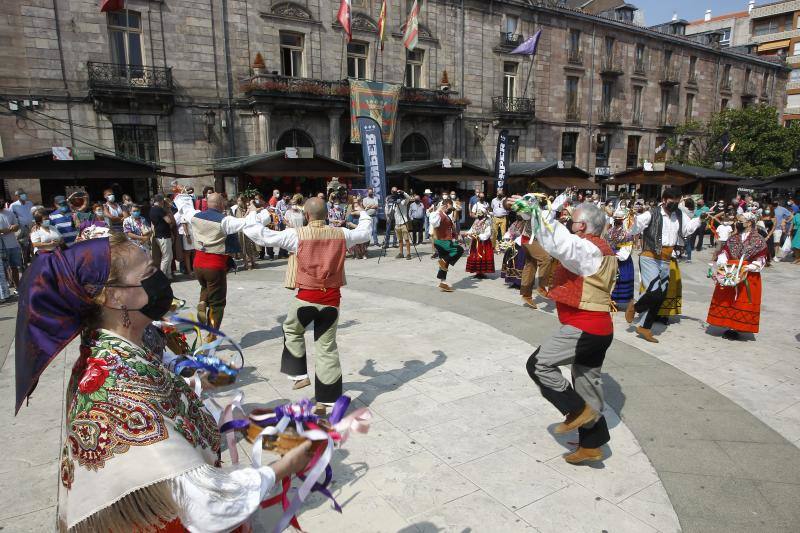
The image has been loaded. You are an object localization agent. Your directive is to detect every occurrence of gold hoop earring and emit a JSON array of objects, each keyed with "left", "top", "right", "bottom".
[{"left": 121, "top": 305, "right": 131, "bottom": 328}]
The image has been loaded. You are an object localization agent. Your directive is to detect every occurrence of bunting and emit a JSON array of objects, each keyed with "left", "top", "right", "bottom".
[{"left": 403, "top": 0, "right": 420, "bottom": 51}]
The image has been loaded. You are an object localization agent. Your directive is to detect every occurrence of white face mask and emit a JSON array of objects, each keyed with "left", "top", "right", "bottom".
[
  {"left": 106, "top": 195, "right": 115, "bottom": 203},
  {"left": 450, "top": 194, "right": 456, "bottom": 200}
]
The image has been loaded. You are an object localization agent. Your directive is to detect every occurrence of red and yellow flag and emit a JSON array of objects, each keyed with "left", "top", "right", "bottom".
[
  {"left": 403, "top": 0, "right": 419, "bottom": 51},
  {"left": 377, "top": 0, "right": 388, "bottom": 51},
  {"left": 337, "top": 0, "right": 352, "bottom": 42}
]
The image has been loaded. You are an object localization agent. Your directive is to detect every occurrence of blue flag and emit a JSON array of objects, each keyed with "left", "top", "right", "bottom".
[
  {"left": 358, "top": 116, "right": 388, "bottom": 219},
  {"left": 511, "top": 29, "right": 541, "bottom": 56}
]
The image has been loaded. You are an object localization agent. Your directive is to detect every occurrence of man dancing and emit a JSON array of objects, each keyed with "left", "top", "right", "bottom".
[
  {"left": 429, "top": 198, "right": 464, "bottom": 292},
  {"left": 243, "top": 197, "right": 371, "bottom": 403},
  {"left": 526, "top": 191, "right": 617, "bottom": 464},
  {"left": 624, "top": 188, "right": 702, "bottom": 343}
]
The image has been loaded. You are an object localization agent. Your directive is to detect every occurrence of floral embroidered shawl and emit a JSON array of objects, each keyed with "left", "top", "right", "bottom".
[
  {"left": 723, "top": 231, "right": 767, "bottom": 262},
  {"left": 60, "top": 330, "right": 220, "bottom": 532}
]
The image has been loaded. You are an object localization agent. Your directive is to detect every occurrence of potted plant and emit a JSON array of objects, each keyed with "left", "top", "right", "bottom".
[{"left": 252, "top": 53, "right": 266, "bottom": 76}]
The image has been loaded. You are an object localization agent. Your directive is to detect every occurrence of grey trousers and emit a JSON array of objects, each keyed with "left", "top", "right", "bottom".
[{"left": 526, "top": 324, "right": 612, "bottom": 448}]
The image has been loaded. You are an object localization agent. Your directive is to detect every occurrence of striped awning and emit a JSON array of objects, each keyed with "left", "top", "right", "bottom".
[{"left": 757, "top": 39, "right": 791, "bottom": 52}]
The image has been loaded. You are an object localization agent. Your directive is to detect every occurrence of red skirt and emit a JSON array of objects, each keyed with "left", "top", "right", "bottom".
[
  {"left": 466, "top": 239, "right": 495, "bottom": 274},
  {"left": 706, "top": 261, "right": 762, "bottom": 333}
]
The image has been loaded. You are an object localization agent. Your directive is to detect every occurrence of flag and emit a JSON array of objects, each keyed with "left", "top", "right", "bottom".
[
  {"left": 359, "top": 116, "right": 388, "bottom": 219},
  {"left": 655, "top": 141, "right": 667, "bottom": 154},
  {"left": 403, "top": 0, "right": 420, "bottom": 51},
  {"left": 100, "top": 0, "right": 125, "bottom": 12},
  {"left": 494, "top": 129, "right": 510, "bottom": 189},
  {"left": 337, "top": 0, "right": 352, "bottom": 42},
  {"left": 377, "top": 0, "right": 388, "bottom": 51},
  {"left": 510, "top": 29, "right": 542, "bottom": 56}
]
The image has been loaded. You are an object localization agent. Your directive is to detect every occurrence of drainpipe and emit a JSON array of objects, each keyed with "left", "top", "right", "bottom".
[
  {"left": 221, "top": 0, "right": 237, "bottom": 189},
  {"left": 51, "top": 0, "right": 75, "bottom": 145},
  {"left": 586, "top": 24, "right": 596, "bottom": 174},
  {"left": 460, "top": 0, "right": 465, "bottom": 159}
]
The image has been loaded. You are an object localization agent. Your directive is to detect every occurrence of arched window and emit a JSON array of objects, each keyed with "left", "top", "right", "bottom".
[
  {"left": 400, "top": 133, "right": 429, "bottom": 162},
  {"left": 341, "top": 138, "right": 364, "bottom": 167},
  {"left": 276, "top": 129, "right": 315, "bottom": 151}
]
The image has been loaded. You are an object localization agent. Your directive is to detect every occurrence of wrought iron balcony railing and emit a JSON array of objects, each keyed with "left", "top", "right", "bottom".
[
  {"left": 632, "top": 109, "right": 643, "bottom": 125},
  {"left": 720, "top": 78, "right": 733, "bottom": 92},
  {"left": 492, "top": 96, "right": 535, "bottom": 116},
  {"left": 566, "top": 102, "right": 581, "bottom": 122},
  {"left": 243, "top": 73, "right": 349, "bottom": 98},
  {"left": 633, "top": 59, "right": 646, "bottom": 75},
  {"left": 687, "top": 72, "right": 698, "bottom": 85},
  {"left": 658, "top": 112, "right": 677, "bottom": 128},
  {"left": 500, "top": 32, "right": 523, "bottom": 47},
  {"left": 659, "top": 64, "right": 681, "bottom": 85},
  {"left": 567, "top": 48, "right": 583, "bottom": 65},
  {"left": 87, "top": 62, "right": 173, "bottom": 91},
  {"left": 742, "top": 80, "right": 758, "bottom": 97},
  {"left": 600, "top": 54, "right": 624, "bottom": 76},
  {"left": 598, "top": 105, "right": 622, "bottom": 125}
]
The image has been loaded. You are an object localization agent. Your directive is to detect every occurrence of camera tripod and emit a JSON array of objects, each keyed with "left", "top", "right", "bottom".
[{"left": 377, "top": 194, "right": 422, "bottom": 264}]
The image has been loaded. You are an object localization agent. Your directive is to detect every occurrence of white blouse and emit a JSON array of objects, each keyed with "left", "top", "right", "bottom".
[{"left": 30, "top": 225, "right": 62, "bottom": 253}]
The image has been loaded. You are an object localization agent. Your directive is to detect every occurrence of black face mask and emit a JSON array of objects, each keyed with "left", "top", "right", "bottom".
[
  {"left": 665, "top": 201, "right": 678, "bottom": 213},
  {"left": 736, "top": 223, "right": 745, "bottom": 233},
  {"left": 138, "top": 270, "right": 174, "bottom": 320}
]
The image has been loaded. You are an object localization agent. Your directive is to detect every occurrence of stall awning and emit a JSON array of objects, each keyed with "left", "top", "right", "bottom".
[
  {"left": 609, "top": 164, "right": 743, "bottom": 187},
  {"left": 534, "top": 177, "right": 600, "bottom": 189},
  {"left": 212, "top": 150, "right": 360, "bottom": 178},
  {"left": 609, "top": 174, "right": 695, "bottom": 186},
  {"left": 0, "top": 150, "right": 161, "bottom": 179},
  {"left": 506, "top": 161, "right": 598, "bottom": 189},
  {"left": 386, "top": 159, "right": 493, "bottom": 182},
  {"left": 758, "top": 39, "right": 791, "bottom": 52}
]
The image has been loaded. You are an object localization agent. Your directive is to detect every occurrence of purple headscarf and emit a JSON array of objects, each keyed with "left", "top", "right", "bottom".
[{"left": 15, "top": 239, "right": 110, "bottom": 413}]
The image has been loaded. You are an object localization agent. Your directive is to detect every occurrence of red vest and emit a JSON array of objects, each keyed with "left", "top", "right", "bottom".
[
  {"left": 286, "top": 221, "right": 347, "bottom": 290},
  {"left": 548, "top": 234, "right": 617, "bottom": 312},
  {"left": 433, "top": 210, "right": 456, "bottom": 240}
]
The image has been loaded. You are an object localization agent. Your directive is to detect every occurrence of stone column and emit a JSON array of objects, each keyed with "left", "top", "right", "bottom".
[
  {"left": 328, "top": 110, "right": 342, "bottom": 159},
  {"left": 442, "top": 116, "right": 456, "bottom": 158},
  {"left": 255, "top": 106, "right": 272, "bottom": 153}
]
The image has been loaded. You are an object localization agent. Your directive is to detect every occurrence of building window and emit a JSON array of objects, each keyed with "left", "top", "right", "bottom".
[
  {"left": 660, "top": 88, "right": 670, "bottom": 121},
  {"left": 720, "top": 98, "right": 729, "bottom": 111},
  {"left": 654, "top": 135, "right": 667, "bottom": 163},
  {"left": 685, "top": 93, "right": 694, "bottom": 121},
  {"left": 604, "top": 36, "right": 615, "bottom": 59},
  {"left": 722, "top": 64, "right": 731, "bottom": 89},
  {"left": 507, "top": 136, "right": 519, "bottom": 162},
  {"left": 634, "top": 43, "right": 645, "bottom": 72},
  {"left": 753, "top": 15, "right": 792, "bottom": 36},
  {"left": 566, "top": 76, "right": 579, "bottom": 118},
  {"left": 108, "top": 10, "right": 144, "bottom": 76},
  {"left": 568, "top": 29, "right": 582, "bottom": 62},
  {"left": 276, "top": 129, "right": 314, "bottom": 150},
  {"left": 347, "top": 41, "right": 369, "bottom": 80},
  {"left": 632, "top": 85, "right": 643, "bottom": 124},
  {"left": 405, "top": 49, "right": 424, "bottom": 87},
  {"left": 504, "top": 14, "right": 519, "bottom": 37},
  {"left": 280, "top": 32, "right": 304, "bottom": 77},
  {"left": 688, "top": 55, "right": 697, "bottom": 81},
  {"left": 664, "top": 49, "right": 673, "bottom": 68},
  {"left": 762, "top": 72, "right": 770, "bottom": 94},
  {"left": 794, "top": 42, "right": 800, "bottom": 56},
  {"left": 720, "top": 27, "right": 731, "bottom": 46},
  {"left": 503, "top": 62, "right": 518, "bottom": 99},
  {"left": 626, "top": 136, "right": 640, "bottom": 169},
  {"left": 602, "top": 80, "right": 614, "bottom": 110},
  {"left": 561, "top": 132, "right": 578, "bottom": 164},
  {"left": 791, "top": 69, "right": 800, "bottom": 82},
  {"left": 401, "top": 133, "right": 430, "bottom": 162},
  {"left": 352, "top": 0, "right": 368, "bottom": 8},
  {"left": 595, "top": 134, "right": 610, "bottom": 169},
  {"left": 114, "top": 124, "right": 157, "bottom": 161}
]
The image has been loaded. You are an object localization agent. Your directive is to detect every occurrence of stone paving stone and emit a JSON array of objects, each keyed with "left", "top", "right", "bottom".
[
  {"left": 516, "top": 483, "right": 657, "bottom": 533},
  {"left": 412, "top": 491, "right": 537, "bottom": 532},
  {"left": 362, "top": 450, "right": 479, "bottom": 518},
  {"left": 643, "top": 438, "right": 743, "bottom": 478},
  {"left": 455, "top": 446, "right": 570, "bottom": 510},
  {"left": 0, "top": 506, "right": 57, "bottom": 532},
  {"left": 618, "top": 481, "right": 682, "bottom": 533},
  {"left": 409, "top": 420, "right": 509, "bottom": 467},
  {"left": 716, "top": 440, "right": 800, "bottom": 484},
  {"left": 0, "top": 460, "right": 58, "bottom": 521}
]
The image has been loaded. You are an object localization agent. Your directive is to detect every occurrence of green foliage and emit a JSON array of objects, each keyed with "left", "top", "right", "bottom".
[{"left": 668, "top": 105, "right": 800, "bottom": 178}]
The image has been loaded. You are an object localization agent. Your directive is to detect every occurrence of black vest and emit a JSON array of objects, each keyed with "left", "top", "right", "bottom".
[{"left": 642, "top": 206, "right": 682, "bottom": 256}]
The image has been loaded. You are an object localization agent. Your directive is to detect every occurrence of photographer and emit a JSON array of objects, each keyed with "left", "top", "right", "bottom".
[
  {"left": 409, "top": 194, "right": 426, "bottom": 246},
  {"left": 382, "top": 187, "right": 400, "bottom": 249},
  {"left": 388, "top": 188, "right": 412, "bottom": 259}
]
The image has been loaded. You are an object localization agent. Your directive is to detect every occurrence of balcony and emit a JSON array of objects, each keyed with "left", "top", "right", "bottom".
[
  {"left": 566, "top": 102, "right": 581, "bottom": 122},
  {"left": 742, "top": 80, "right": 758, "bottom": 98},
  {"left": 242, "top": 74, "right": 468, "bottom": 116},
  {"left": 631, "top": 109, "right": 643, "bottom": 126},
  {"left": 720, "top": 78, "right": 732, "bottom": 93},
  {"left": 492, "top": 96, "right": 535, "bottom": 122},
  {"left": 567, "top": 48, "right": 584, "bottom": 66},
  {"left": 87, "top": 62, "right": 174, "bottom": 114},
  {"left": 659, "top": 64, "right": 681, "bottom": 86},
  {"left": 633, "top": 59, "right": 646, "bottom": 76},
  {"left": 600, "top": 54, "right": 625, "bottom": 76},
  {"left": 687, "top": 72, "right": 698, "bottom": 86},
  {"left": 658, "top": 112, "right": 677, "bottom": 130},
  {"left": 500, "top": 32, "right": 523, "bottom": 48},
  {"left": 598, "top": 104, "right": 622, "bottom": 126}
]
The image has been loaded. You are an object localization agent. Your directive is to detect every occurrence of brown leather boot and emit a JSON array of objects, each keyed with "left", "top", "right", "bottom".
[
  {"left": 292, "top": 377, "right": 311, "bottom": 390},
  {"left": 636, "top": 326, "right": 659, "bottom": 343},
  {"left": 522, "top": 296, "right": 537, "bottom": 309},
  {"left": 439, "top": 282, "right": 454, "bottom": 292},
  {"left": 625, "top": 300, "right": 636, "bottom": 323},
  {"left": 554, "top": 404, "right": 599, "bottom": 434},
  {"left": 564, "top": 446, "right": 604, "bottom": 464}
]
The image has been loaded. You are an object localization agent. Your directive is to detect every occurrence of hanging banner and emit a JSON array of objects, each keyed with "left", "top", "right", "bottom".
[
  {"left": 494, "top": 129, "right": 509, "bottom": 189},
  {"left": 350, "top": 80, "right": 401, "bottom": 144},
  {"left": 358, "top": 116, "right": 388, "bottom": 219}
]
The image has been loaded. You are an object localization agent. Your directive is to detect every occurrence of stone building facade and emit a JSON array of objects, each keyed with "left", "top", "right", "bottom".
[{"left": 0, "top": 0, "right": 789, "bottom": 201}]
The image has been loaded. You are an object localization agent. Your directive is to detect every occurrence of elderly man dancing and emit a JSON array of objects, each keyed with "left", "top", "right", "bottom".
[
  {"left": 243, "top": 197, "right": 371, "bottom": 403},
  {"left": 526, "top": 191, "right": 617, "bottom": 464}
]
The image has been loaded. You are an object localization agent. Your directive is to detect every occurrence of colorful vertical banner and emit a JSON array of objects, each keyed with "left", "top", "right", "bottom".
[
  {"left": 358, "top": 116, "right": 388, "bottom": 219},
  {"left": 349, "top": 80, "right": 401, "bottom": 144},
  {"left": 403, "top": 0, "right": 420, "bottom": 50},
  {"left": 494, "top": 129, "right": 509, "bottom": 189}
]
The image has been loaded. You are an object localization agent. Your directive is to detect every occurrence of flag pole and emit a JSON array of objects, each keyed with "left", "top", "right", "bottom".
[{"left": 522, "top": 54, "right": 534, "bottom": 99}]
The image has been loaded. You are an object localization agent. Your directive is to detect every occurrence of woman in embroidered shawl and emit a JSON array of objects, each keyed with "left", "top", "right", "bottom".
[
  {"left": 706, "top": 213, "right": 768, "bottom": 338},
  {"left": 500, "top": 217, "right": 528, "bottom": 288},
  {"left": 465, "top": 206, "right": 495, "bottom": 278},
  {"left": 605, "top": 210, "right": 634, "bottom": 309},
  {"left": 15, "top": 233, "right": 312, "bottom": 533}
]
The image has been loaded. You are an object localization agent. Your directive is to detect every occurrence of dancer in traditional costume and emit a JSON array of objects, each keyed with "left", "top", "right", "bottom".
[
  {"left": 243, "top": 197, "right": 372, "bottom": 402},
  {"left": 624, "top": 188, "right": 702, "bottom": 343},
  {"left": 606, "top": 209, "right": 634, "bottom": 309},
  {"left": 429, "top": 198, "right": 465, "bottom": 292},
  {"left": 525, "top": 191, "right": 617, "bottom": 464},
  {"left": 707, "top": 212, "right": 767, "bottom": 337},
  {"left": 501, "top": 217, "right": 528, "bottom": 288},
  {"left": 15, "top": 235, "right": 313, "bottom": 533},
  {"left": 656, "top": 256, "right": 682, "bottom": 321},
  {"left": 465, "top": 206, "right": 495, "bottom": 278}
]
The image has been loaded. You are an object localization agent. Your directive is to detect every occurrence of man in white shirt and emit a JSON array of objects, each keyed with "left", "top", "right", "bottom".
[
  {"left": 10, "top": 189, "right": 33, "bottom": 266},
  {"left": 624, "top": 187, "right": 703, "bottom": 342},
  {"left": 361, "top": 188, "right": 380, "bottom": 246},
  {"left": 490, "top": 189, "right": 509, "bottom": 252}
]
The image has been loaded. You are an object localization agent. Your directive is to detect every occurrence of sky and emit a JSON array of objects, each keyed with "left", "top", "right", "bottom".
[{"left": 639, "top": 0, "right": 756, "bottom": 25}]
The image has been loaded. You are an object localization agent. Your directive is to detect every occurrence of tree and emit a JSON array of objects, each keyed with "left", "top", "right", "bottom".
[{"left": 668, "top": 104, "right": 800, "bottom": 178}]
